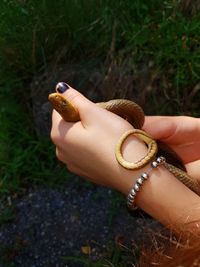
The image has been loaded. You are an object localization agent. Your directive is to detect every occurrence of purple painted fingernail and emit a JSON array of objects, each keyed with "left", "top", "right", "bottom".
[{"left": 56, "top": 82, "right": 69, "bottom": 93}]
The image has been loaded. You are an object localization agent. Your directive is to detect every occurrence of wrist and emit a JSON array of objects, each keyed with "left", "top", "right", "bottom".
[{"left": 113, "top": 134, "right": 151, "bottom": 195}]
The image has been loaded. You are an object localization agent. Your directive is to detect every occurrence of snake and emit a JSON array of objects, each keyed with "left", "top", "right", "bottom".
[{"left": 48, "top": 89, "right": 199, "bottom": 195}]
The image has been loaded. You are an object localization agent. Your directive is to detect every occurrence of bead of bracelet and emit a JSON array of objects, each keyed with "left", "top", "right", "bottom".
[{"left": 127, "top": 156, "right": 166, "bottom": 210}]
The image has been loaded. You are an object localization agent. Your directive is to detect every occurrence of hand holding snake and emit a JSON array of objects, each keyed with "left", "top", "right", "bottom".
[
  {"left": 49, "top": 82, "right": 199, "bottom": 194},
  {"left": 50, "top": 84, "right": 150, "bottom": 194},
  {"left": 144, "top": 116, "right": 200, "bottom": 186},
  {"left": 50, "top": 82, "right": 200, "bottom": 229}
]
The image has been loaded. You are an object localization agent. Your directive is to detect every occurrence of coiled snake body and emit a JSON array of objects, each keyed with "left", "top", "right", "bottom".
[{"left": 49, "top": 92, "right": 199, "bottom": 194}]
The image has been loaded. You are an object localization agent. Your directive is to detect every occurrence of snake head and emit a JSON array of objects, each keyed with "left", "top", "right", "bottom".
[
  {"left": 49, "top": 93, "right": 68, "bottom": 108},
  {"left": 48, "top": 93, "right": 80, "bottom": 122}
]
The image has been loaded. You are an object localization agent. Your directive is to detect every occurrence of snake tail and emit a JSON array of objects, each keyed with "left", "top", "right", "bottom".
[
  {"left": 157, "top": 140, "right": 186, "bottom": 172},
  {"left": 165, "top": 163, "right": 199, "bottom": 194}
]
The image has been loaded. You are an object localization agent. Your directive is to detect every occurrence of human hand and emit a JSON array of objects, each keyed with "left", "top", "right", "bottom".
[
  {"left": 50, "top": 85, "right": 200, "bottom": 229},
  {"left": 50, "top": 85, "right": 149, "bottom": 195},
  {"left": 143, "top": 116, "right": 200, "bottom": 181}
]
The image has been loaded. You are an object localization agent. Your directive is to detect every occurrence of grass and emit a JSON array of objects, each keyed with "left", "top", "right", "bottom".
[
  {"left": 0, "top": 1, "right": 199, "bottom": 89},
  {"left": 0, "top": 1, "right": 199, "bottom": 265},
  {"left": 0, "top": 238, "right": 27, "bottom": 267},
  {"left": 0, "top": 88, "right": 70, "bottom": 195},
  {"left": 0, "top": 205, "right": 16, "bottom": 225},
  {"left": 62, "top": 242, "right": 139, "bottom": 267}
]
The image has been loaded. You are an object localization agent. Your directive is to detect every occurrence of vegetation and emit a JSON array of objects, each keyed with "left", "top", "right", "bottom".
[
  {"left": 0, "top": 1, "right": 199, "bottom": 265},
  {"left": 0, "top": 0, "right": 200, "bottom": 88},
  {"left": 0, "top": 1, "right": 199, "bottom": 194},
  {"left": 0, "top": 90, "right": 70, "bottom": 194}
]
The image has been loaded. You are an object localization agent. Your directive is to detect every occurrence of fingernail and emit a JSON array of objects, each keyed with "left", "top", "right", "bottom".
[{"left": 56, "top": 82, "right": 69, "bottom": 93}]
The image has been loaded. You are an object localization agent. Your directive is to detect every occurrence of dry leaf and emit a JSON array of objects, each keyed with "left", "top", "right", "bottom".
[{"left": 81, "top": 245, "right": 91, "bottom": 255}]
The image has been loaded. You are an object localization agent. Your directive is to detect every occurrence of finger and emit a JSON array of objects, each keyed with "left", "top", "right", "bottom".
[
  {"left": 55, "top": 82, "right": 96, "bottom": 126},
  {"left": 143, "top": 116, "right": 177, "bottom": 141},
  {"left": 52, "top": 108, "right": 74, "bottom": 131},
  {"left": 144, "top": 116, "right": 200, "bottom": 144},
  {"left": 55, "top": 147, "right": 90, "bottom": 177},
  {"left": 51, "top": 109, "right": 78, "bottom": 147},
  {"left": 185, "top": 160, "right": 200, "bottom": 183},
  {"left": 171, "top": 143, "right": 200, "bottom": 163},
  {"left": 55, "top": 146, "right": 71, "bottom": 164}
]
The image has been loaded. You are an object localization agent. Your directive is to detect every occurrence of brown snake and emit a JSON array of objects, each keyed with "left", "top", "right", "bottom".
[{"left": 48, "top": 92, "right": 199, "bottom": 194}]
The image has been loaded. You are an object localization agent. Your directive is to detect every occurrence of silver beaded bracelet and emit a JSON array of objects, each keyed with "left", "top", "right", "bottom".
[{"left": 127, "top": 156, "right": 166, "bottom": 210}]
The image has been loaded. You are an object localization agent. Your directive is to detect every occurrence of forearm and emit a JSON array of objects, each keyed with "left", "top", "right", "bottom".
[
  {"left": 136, "top": 166, "right": 200, "bottom": 231},
  {"left": 118, "top": 136, "right": 200, "bottom": 232}
]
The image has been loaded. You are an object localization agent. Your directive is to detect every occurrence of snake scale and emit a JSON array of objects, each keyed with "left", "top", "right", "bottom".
[{"left": 48, "top": 89, "right": 199, "bottom": 195}]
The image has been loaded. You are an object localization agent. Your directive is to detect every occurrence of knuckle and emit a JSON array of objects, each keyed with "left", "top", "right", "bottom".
[
  {"left": 65, "top": 90, "right": 92, "bottom": 110},
  {"left": 70, "top": 94, "right": 83, "bottom": 108},
  {"left": 65, "top": 90, "right": 82, "bottom": 105},
  {"left": 50, "top": 129, "right": 60, "bottom": 145},
  {"left": 56, "top": 148, "right": 63, "bottom": 162}
]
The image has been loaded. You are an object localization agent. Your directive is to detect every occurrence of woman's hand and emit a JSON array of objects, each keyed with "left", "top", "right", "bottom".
[
  {"left": 50, "top": 85, "right": 149, "bottom": 194},
  {"left": 51, "top": 85, "right": 200, "bottom": 229},
  {"left": 143, "top": 116, "right": 200, "bottom": 181}
]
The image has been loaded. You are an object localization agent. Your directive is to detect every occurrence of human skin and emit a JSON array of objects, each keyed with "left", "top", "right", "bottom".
[
  {"left": 51, "top": 85, "right": 200, "bottom": 232},
  {"left": 144, "top": 116, "right": 200, "bottom": 181}
]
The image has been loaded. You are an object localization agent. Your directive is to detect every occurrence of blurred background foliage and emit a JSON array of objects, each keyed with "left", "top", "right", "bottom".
[
  {"left": 0, "top": 0, "right": 200, "bottom": 87},
  {"left": 0, "top": 0, "right": 200, "bottom": 194}
]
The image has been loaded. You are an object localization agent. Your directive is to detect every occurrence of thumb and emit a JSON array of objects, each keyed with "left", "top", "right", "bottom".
[
  {"left": 143, "top": 116, "right": 177, "bottom": 142},
  {"left": 55, "top": 82, "right": 96, "bottom": 125}
]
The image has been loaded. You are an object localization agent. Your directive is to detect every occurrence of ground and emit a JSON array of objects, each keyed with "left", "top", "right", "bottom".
[{"left": 0, "top": 176, "right": 163, "bottom": 267}]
